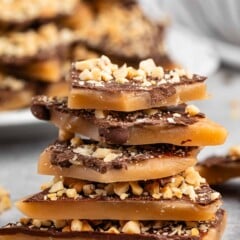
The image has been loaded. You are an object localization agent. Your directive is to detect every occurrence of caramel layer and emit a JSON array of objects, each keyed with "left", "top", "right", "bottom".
[
  {"left": 16, "top": 197, "right": 221, "bottom": 221},
  {"left": 69, "top": 82, "right": 207, "bottom": 111}
]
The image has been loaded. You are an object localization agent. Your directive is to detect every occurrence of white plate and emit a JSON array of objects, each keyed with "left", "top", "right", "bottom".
[
  {"left": 166, "top": 27, "right": 220, "bottom": 76},
  {"left": 0, "top": 108, "right": 38, "bottom": 127}
]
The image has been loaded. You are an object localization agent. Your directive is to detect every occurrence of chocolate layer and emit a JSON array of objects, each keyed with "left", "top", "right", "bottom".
[
  {"left": 44, "top": 139, "right": 198, "bottom": 173},
  {"left": 0, "top": 209, "right": 225, "bottom": 240}
]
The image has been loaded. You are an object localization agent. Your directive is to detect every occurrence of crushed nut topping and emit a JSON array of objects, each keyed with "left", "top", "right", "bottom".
[
  {"left": 77, "top": 0, "right": 167, "bottom": 60},
  {"left": 7, "top": 211, "right": 223, "bottom": 237},
  {"left": 72, "top": 56, "right": 200, "bottom": 89},
  {"left": 185, "top": 105, "right": 200, "bottom": 116},
  {"left": 38, "top": 168, "right": 219, "bottom": 204},
  {"left": 0, "top": 24, "right": 79, "bottom": 58},
  {"left": 0, "top": 73, "right": 25, "bottom": 91},
  {"left": 228, "top": 145, "right": 240, "bottom": 159},
  {"left": 0, "top": 0, "right": 78, "bottom": 22}
]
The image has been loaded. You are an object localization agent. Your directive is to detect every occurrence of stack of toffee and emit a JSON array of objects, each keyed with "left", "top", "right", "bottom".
[{"left": 0, "top": 56, "right": 227, "bottom": 240}]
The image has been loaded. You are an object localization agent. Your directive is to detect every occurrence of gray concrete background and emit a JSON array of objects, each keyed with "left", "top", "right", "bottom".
[{"left": 0, "top": 67, "right": 240, "bottom": 239}]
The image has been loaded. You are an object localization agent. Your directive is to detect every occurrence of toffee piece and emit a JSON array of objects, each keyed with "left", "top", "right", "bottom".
[
  {"left": 196, "top": 145, "right": 240, "bottom": 185},
  {"left": 65, "top": 0, "right": 176, "bottom": 69},
  {"left": 0, "top": 73, "right": 36, "bottom": 111},
  {"left": 32, "top": 96, "right": 227, "bottom": 146},
  {"left": 0, "top": 0, "right": 78, "bottom": 31},
  {"left": 68, "top": 56, "right": 208, "bottom": 111},
  {"left": 16, "top": 169, "right": 221, "bottom": 221},
  {"left": 38, "top": 137, "right": 199, "bottom": 183},
  {"left": 0, "top": 209, "right": 226, "bottom": 240}
]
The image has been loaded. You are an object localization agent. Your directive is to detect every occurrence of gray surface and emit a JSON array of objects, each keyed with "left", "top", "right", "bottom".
[{"left": 0, "top": 68, "right": 240, "bottom": 239}]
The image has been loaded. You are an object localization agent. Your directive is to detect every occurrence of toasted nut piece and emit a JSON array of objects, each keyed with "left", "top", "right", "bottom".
[
  {"left": 92, "top": 68, "right": 102, "bottom": 81},
  {"left": 152, "top": 67, "right": 164, "bottom": 79},
  {"left": 71, "top": 137, "right": 83, "bottom": 147},
  {"left": 75, "top": 60, "right": 95, "bottom": 71},
  {"left": 145, "top": 181, "right": 159, "bottom": 196},
  {"left": 32, "top": 219, "right": 42, "bottom": 228},
  {"left": 229, "top": 145, "right": 240, "bottom": 158},
  {"left": 171, "top": 187, "right": 183, "bottom": 199},
  {"left": 41, "top": 220, "right": 52, "bottom": 227},
  {"left": 184, "top": 167, "right": 205, "bottom": 187},
  {"left": 79, "top": 69, "right": 93, "bottom": 81},
  {"left": 53, "top": 220, "right": 66, "bottom": 229},
  {"left": 49, "top": 181, "right": 64, "bottom": 193},
  {"left": 120, "top": 193, "right": 129, "bottom": 200},
  {"left": 113, "top": 65, "right": 128, "bottom": 80},
  {"left": 185, "top": 105, "right": 200, "bottom": 116},
  {"left": 92, "top": 148, "right": 112, "bottom": 158},
  {"left": 210, "top": 192, "right": 220, "bottom": 201},
  {"left": 59, "top": 129, "right": 74, "bottom": 141},
  {"left": 139, "top": 59, "right": 156, "bottom": 75},
  {"left": 171, "top": 176, "right": 184, "bottom": 188},
  {"left": 66, "top": 188, "right": 78, "bottom": 199},
  {"left": 145, "top": 109, "right": 158, "bottom": 116},
  {"left": 104, "top": 152, "right": 121, "bottom": 162},
  {"left": 20, "top": 218, "right": 31, "bottom": 225},
  {"left": 130, "top": 182, "right": 143, "bottom": 196},
  {"left": 122, "top": 221, "right": 141, "bottom": 234},
  {"left": 191, "top": 228, "right": 200, "bottom": 236},
  {"left": 83, "top": 184, "right": 95, "bottom": 196},
  {"left": 113, "top": 183, "right": 129, "bottom": 196},
  {"left": 127, "top": 67, "right": 138, "bottom": 78},
  {"left": 106, "top": 226, "right": 120, "bottom": 234},
  {"left": 162, "top": 186, "right": 173, "bottom": 199},
  {"left": 82, "top": 221, "right": 93, "bottom": 232},
  {"left": 62, "top": 226, "right": 71, "bottom": 232},
  {"left": 41, "top": 181, "right": 53, "bottom": 191},
  {"left": 101, "top": 72, "right": 113, "bottom": 81},
  {"left": 71, "top": 220, "right": 83, "bottom": 232},
  {"left": 95, "top": 110, "right": 105, "bottom": 119},
  {"left": 105, "top": 183, "right": 114, "bottom": 195}
]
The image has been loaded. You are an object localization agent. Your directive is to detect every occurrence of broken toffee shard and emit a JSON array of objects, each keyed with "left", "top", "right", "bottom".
[
  {"left": 0, "top": 24, "right": 80, "bottom": 82},
  {"left": 31, "top": 96, "right": 227, "bottom": 146},
  {"left": 0, "top": 0, "right": 78, "bottom": 31},
  {"left": 38, "top": 138, "right": 199, "bottom": 182},
  {"left": 68, "top": 57, "right": 208, "bottom": 111},
  {"left": 0, "top": 209, "right": 226, "bottom": 240},
  {"left": 16, "top": 169, "right": 222, "bottom": 221},
  {"left": 196, "top": 145, "right": 240, "bottom": 185}
]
